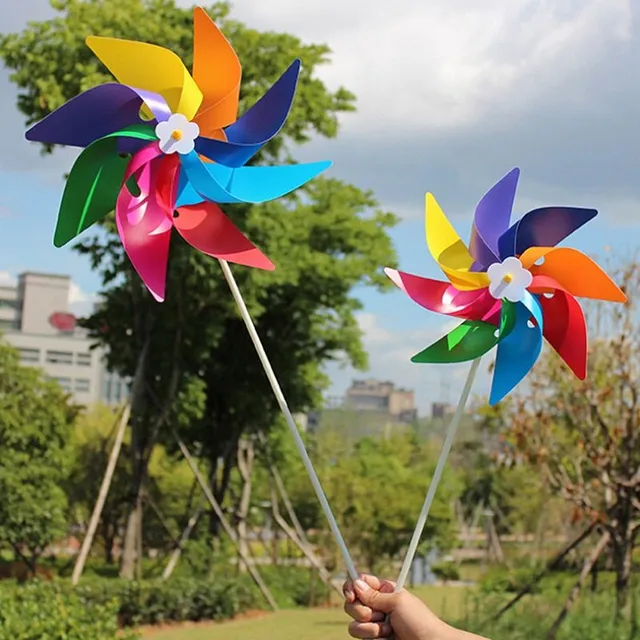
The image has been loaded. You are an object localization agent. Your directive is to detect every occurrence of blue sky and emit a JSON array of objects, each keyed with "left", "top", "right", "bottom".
[{"left": 1, "top": 0, "right": 639, "bottom": 413}]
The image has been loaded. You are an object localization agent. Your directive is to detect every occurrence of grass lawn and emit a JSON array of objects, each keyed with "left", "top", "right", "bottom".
[{"left": 143, "top": 585, "right": 470, "bottom": 640}]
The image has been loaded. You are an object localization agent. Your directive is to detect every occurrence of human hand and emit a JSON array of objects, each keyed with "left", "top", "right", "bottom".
[{"left": 343, "top": 575, "right": 487, "bottom": 640}]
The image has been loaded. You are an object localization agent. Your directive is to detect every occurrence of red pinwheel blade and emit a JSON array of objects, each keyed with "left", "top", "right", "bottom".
[
  {"left": 384, "top": 268, "right": 499, "bottom": 322},
  {"left": 173, "top": 202, "right": 275, "bottom": 271},
  {"left": 530, "top": 275, "right": 587, "bottom": 379}
]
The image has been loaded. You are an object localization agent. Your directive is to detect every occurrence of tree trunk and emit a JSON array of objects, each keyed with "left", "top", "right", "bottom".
[
  {"left": 235, "top": 439, "right": 255, "bottom": 573},
  {"left": 613, "top": 531, "right": 633, "bottom": 617},
  {"left": 546, "top": 531, "right": 610, "bottom": 640},
  {"left": 173, "top": 430, "right": 278, "bottom": 611}
]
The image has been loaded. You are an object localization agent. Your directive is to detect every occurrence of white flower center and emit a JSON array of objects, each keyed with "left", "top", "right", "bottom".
[
  {"left": 155, "top": 113, "right": 200, "bottom": 155},
  {"left": 486, "top": 256, "right": 532, "bottom": 303}
]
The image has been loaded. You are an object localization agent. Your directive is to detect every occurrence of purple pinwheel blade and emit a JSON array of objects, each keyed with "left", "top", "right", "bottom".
[
  {"left": 497, "top": 206, "right": 597, "bottom": 259},
  {"left": 194, "top": 59, "right": 301, "bottom": 168},
  {"left": 26, "top": 84, "right": 171, "bottom": 149},
  {"left": 469, "top": 167, "right": 519, "bottom": 270},
  {"left": 489, "top": 291, "right": 543, "bottom": 404}
]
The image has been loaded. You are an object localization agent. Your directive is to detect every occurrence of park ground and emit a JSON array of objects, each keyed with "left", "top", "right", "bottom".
[{"left": 142, "top": 586, "right": 467, "bottom": 640}]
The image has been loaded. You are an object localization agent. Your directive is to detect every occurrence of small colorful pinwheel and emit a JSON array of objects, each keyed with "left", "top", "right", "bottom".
[
  {"left": 386, "top": 168, "right": 627, "bottom": 404},
  {"left": 25, "top": 7, "right": 330, "bottom": 301}
]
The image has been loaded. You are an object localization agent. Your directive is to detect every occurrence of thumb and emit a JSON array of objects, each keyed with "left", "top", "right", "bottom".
[{"left": 353, "top": 578, "right": 397, "bottom": 614}]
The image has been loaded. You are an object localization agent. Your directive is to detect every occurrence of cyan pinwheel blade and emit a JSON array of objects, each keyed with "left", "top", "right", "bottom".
[
  {"left": 497, "top": 207, "right": 597, "bottom": 259},
  {"left": 177, "top": 152, "right": 332, "bottom": 205},
  {"left": 469, "top": 167, "right": 519, "bottom": 270},
  {"left": 411, "top": 321, "right": 500, "bottom": 364},
  {"left": 55, "top": 126, "right": 157, "bottom": 247},
  {"left": 26, "top": 84, "right": 170, "bottom": 148},
  {"left": 194, "top": 59, "right": 301, "bottom": 168},
  {"left": 489, "top": 291, "right": 544, "bottom": 404}
]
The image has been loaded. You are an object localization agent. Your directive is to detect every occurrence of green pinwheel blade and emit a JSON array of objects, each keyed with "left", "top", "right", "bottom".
[
  {"left": 411, "top": 301, "right": 518, "bottom": 364},
  {"left": 54, "top": 124, "right": 157, "bottom": 247}
]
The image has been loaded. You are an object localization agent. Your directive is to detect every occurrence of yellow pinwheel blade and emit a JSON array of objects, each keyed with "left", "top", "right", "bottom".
[
  {"left": 86, "top": 36, "right": 203, "bottom": 120},
  {"left": 425, "top": 193, "right": 489, "bottom": 290},
  {"left": 192, "top": 7, "right": 241, "bottom": 134}
]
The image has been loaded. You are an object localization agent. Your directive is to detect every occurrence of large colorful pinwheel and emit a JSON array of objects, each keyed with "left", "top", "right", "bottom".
[
  {"left": 386, "top": 168, "right": 627, "bottom": 404},
  {"left": 25, "top": 7, "right": 330, "bottom": 301}
]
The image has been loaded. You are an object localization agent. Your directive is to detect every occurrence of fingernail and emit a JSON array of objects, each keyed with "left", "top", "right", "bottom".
[
  {"left": 344, "top": 588, "right": 354, "bottom": 599},
  {"left": 354, "top": 579, "right": 369, "bottom": 592}
]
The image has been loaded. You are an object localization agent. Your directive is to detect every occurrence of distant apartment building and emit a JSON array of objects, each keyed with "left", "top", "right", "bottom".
[
  {"left": 431, "top": 402, "right": 454, "bottom": 419},
  {"left": 345, "top": 378, "right": 417, "bottom": 423},
  {"left": 0, "top": 271, "right": 128, "bottom": 406}
]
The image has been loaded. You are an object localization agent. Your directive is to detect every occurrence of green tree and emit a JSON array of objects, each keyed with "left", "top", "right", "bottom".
[
  {"left": 0, "top": 340, "right": 78, "bottom": 572},
  {"left": 286, "top": 431, "right": 459, "bottom": 573},
  {"left": 1, "top": 0, "right": 397, "bottom": 578}
]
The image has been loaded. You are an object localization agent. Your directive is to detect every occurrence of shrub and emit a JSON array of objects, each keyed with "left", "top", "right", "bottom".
[
  {"left": 0, "top": 581, "right": 138, "bottom": 640},
  {"left": 432, "top": 561, "right": 461, "bottom": 583}
]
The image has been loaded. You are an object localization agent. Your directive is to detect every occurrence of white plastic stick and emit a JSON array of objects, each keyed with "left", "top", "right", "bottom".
[
  {"left": 218, "top": 259, "right": 358, "bottom": 580},
  {"left": 395, "top": 357, "right": 481, "bottom": 591}
]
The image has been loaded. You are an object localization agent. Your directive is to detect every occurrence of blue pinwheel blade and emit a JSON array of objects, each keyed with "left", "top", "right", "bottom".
[
  {"left": 489, "top": 291, "right": 544, "bottom": 405},
  {"left": 194, "top": 60, "right": 301, "bottom": 168},
  {"left": 26, "top": 83, "right": 171, "bottom": 149},
  {"left": 497, "top": 206, "right": 597, "bottom": 259},
  {"left": 176, "top": 152, "right": 331, "bottom": 206}
]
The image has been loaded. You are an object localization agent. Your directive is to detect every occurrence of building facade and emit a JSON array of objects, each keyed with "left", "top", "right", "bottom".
[
  {"left": 0, "top": 272, "right": 128, "bottom": 406},
  {"left": 345, "top": 378, "right": 417, "bottom": 423}
]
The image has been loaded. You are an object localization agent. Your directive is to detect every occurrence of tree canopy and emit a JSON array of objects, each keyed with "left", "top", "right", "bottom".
[{"left": 0, "top": 340, "right": 78, "bottom": 569}]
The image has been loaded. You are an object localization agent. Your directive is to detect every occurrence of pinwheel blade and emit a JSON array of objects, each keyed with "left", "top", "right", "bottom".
[
  {"left": 425, "top": 193, "right": 489, "bottom": 291},
  {"left": 497, "top": 207, "right": 597, "bottom": 259},
  {"left": 86, "top": 36, "right": 203, "bottom": 119},
  {"left": 530, "top": 275, "right": 587, "bottom": 379},
  {"left": 177, "top": 153, "right": 332, "bottom": 205},
  {"left": 54, "top": 126, "right": 157, "bottom": 247},
  {"left": 469, "top": 167, "right": 519, "bottom": 269},
  {"left": 384, "top": 268, "right": 499, "bottom": 321},
  {"left": 173, "top": 201, "right": 274, "bottom": 270},
  {"left": 116, "top": 152, "right": 172, "bottom": 302},
  {"left": 192, "top": 6, "right": 241, "bottom": 133},
  {"left": 411, "top": 321, "right": 499, "bottom": 364},
  {"left": 520, "top": 246, "right": 627, "bottom": 303},
  {"left": 195, "top": 60, "right": 301, "bottom": 168},
  {"left": 490, "top": 291, "right": 543, "bottom": 404},
  {"left": 26, "top": 85, "right": 171, "bottom": 149}
]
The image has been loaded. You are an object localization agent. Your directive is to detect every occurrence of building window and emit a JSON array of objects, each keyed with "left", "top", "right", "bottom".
[
  {"left": 18, "top": 348, "right": 40, "bottom": 363},
  {"left": 46, "top": 350, "right": 73, "bottom": 365},
  {"left": 76, "top": 352, "right": 92, "bottom": 366},
  {"left": 0, "top": 319, "right": 18, "bottom": 331},
  {"left": 0, "top": 299, "right": 18, "bottom": 310},
  {"left": 54, "top": 377, "right": 72, "bottom": 391},
  {"left": 74, "top": 378, "right": 91, "bottom": 393}
]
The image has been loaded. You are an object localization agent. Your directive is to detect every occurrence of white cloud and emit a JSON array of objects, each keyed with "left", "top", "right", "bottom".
[
  {"left": 68, "top": 281, "right": 100, "bottom": 318},
  {"left": 0, "top": 271, "right": 16, "bottom": 287}
]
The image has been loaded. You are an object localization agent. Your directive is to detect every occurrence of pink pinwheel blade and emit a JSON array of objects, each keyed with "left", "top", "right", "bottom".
[
  {"left": 384, "top": 268, "right": 499, "bottom": 322},
  {"left": 116, "top": 145, "right": 172, "bottom": 302},
  {"left": 530, "top": 275, "right": 587, "bottom": 379},
  {"left": 173, "top": 202, "right": 275, "bottom": 270}
]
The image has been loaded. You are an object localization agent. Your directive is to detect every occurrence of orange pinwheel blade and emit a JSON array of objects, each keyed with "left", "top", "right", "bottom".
[
  {"left": 86, "top": 36, "right": 203, "bottom": 120},
  {"left": 520, "top": 247, "right": 627, "bottom": 302},
  {"left": 192, "top": 7, "right": 242, "bottom": 135},
  {"left": 425, "top": 193, "right": 489, "bottom": 291}
]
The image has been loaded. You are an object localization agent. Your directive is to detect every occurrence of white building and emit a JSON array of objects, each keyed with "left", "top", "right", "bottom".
[{"left": 0, "top": 271, "right": 128, "bottom": 406}]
